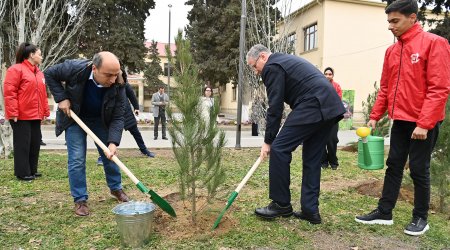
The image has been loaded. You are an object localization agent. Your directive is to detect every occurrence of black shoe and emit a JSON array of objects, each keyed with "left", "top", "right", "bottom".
[
  {"left": 404, "top": 217, "right": 429, "bottom": 236},
  {"left": 355, "top": 208, "right": 393, "bottom": 225},
  {"left": 331, "top": 164, "right": 338, "bottom": 170},
  {"left": 293, "top": 211, "right": 322, "bottom": 224},
  {"left": 96, "top": 156, "right": 103, "bottom": 166},
  {"left": 255, "top": 201, "right": 293, "bottom": 219},
  {"left": 40, "top": 140, "right": 46, "bottom": 146},
  {"left": 140, "top": 149, "right": 155, "bottom": 158},
  {"left": 33, "top": 172, "right": 42, "bottom": 177},
  {"left": 162, "top": 137, "right": 168, "bottom": 140},
  {"left": 17, "top": 175, "right": 35, "bottom": 181},
  {"left": 321, "top": 163, "right": 329, "bottom": 169},
  {"left": 154, "top": 137, "right": 158, "bottom": 140}
]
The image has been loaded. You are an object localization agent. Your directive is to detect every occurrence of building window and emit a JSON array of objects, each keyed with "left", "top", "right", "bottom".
[
  {"left": 164, "top": 63, "right": 173, "bottom": 76},
  {"left": 232, "top": 85, "right": 237, "bottom": 101},
  {"left": 304, "top": 23, "right": 318, "bottom": 52},
  {"left": 286, "top": 32, "right": 296, "bottom": 54}
]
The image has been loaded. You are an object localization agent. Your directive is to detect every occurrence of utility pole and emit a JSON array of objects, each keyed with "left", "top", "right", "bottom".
[{"left": 235, "top": 0, "right": 246, "bottom": 149}]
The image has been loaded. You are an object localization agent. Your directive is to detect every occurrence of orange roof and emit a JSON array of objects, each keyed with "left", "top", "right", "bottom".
[{"left": 144, "top": 41, "right": 176, "bottom": 57}]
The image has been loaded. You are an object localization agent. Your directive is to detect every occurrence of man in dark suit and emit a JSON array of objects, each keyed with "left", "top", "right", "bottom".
[{"left": 247, "top": 44, "right": 345, "bottom": 224}]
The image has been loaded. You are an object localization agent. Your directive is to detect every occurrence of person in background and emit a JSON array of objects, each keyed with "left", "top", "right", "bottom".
[
  {"left": 355, "top": 0, "right": 450, "bottom": 236},
  {"left": 3, "top": 42, "right": 50, "bottom": 181},
  {"left": 97, "top": 71, "right": 156, "bottom": 165},
  {"left": 200, "top": 86, "right": 214, "bottom": 122},
  {"left": 152, "top": 86, "right": 169, "bottom": 140},
  {"left": 45, "top": 51, "right": 130, "bottom": 216},
  {"left": 321, "top": 67, "right": 342, "bottom": 170}
]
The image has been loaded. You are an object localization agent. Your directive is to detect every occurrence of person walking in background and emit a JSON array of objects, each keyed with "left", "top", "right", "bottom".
[
  {"left": 355, "top": 0, "right": 450, "bottom": 236},
  {"left": 321, "top": 67, "right": 342, "bottom": 170},
  {"left": 45, "top": 51, "right": 130, "bottom": 216},
  {"left": 247, "top": 44, "right": 345, "bottom": 224},
  {"left": 97, "top": 71, "right": 156, "bottom": 165},
  {"left": 3, "top": 42, "right": 50, "bottom": 181},
  {"left": 152, "top": 86, "right": 169, "bottom": 140}
]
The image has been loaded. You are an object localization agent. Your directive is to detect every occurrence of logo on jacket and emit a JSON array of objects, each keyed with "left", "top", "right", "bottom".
[{"left": 410, "top": 53, "right": 420, "bottom": 64}]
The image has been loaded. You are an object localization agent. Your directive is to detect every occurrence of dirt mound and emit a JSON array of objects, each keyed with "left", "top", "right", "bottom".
[
  {"left": 154, "top": 193, "right": 238, "bottom": 240},
  {"left": 355, "top": 179, "right": 414, "bottom": 203}
]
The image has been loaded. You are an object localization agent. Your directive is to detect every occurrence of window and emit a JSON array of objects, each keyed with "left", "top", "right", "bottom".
[
  {"left": 304, "top": 23, "right": 318, "bottom": 52},
  {"left": 232, "top": 85, "right": 237, "bottom": 101},
  {"left": 164, "top": 63, "right": 173, "bottom": 76},
  {"left": 286, "top": 32, "right": 296, "bottom": 54}
]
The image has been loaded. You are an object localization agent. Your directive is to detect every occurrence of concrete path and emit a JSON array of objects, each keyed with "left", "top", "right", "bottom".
[{"left": 40, "top": 125, "right": 366, "bottom": 150}]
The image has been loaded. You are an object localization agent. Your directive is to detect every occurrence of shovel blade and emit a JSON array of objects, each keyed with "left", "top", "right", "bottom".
[
  {"left": 149, "top": 189, "right": 177, "bottom": 217},
  {"left": 212, "top": 191, "right": 239, "bottom": 230}
]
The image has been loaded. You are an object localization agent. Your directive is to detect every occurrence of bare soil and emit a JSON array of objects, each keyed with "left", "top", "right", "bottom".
[{"left": 154, "top": 192, "right": 237, "bottom": 239}]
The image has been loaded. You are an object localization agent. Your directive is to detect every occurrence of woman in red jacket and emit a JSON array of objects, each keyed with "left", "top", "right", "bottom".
[{"left": 3, "top": 42, "right": 50, "bottom": 181}]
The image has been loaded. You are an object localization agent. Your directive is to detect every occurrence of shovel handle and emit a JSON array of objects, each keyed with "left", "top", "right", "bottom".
[
  {"left": 235, "top": 157, "right": 262, "bottom": 193},
  {"left": 69, "top": 110, "right": 139, "bottom": 184}
]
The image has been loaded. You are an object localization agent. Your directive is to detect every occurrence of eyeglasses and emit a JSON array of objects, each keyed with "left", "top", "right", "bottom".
[{"left": 251, "top": 55, "right": 261, "bottom": 69}]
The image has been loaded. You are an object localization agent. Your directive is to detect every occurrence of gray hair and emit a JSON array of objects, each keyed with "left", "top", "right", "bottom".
[
  {"left": 92, "top": 53, "right": 103, "bottom": 68},
  {"left": 246, "top": 44, "right": 271, "bottom": 60}
]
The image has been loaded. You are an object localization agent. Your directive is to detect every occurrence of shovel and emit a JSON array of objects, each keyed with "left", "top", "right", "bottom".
[
  {"left": 212, "top": 157, "right": 262, "bottom": 230},
  {"left": 69, "top": 110, "right": 176, "bottom": 217}
]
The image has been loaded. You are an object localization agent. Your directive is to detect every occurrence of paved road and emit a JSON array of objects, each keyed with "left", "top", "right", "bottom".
[{"left": 40, "top": 125, "right": 364, "bottom": 150}]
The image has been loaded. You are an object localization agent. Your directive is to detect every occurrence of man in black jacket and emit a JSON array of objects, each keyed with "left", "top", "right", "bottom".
[
  {"left": 247, "top": 44, "right": 345, "bottom": 224},
  {"left": 45, "top": 51, "right": 130, "bottom": 216}
]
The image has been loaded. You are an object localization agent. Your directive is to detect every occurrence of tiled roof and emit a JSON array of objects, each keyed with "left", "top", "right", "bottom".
[{"left": 144, "top": 41, "right": 176, "bottom": 57}]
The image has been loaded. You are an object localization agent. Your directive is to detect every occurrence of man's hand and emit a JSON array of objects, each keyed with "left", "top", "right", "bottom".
[
  {"left": 367, "top": 119, "right": 377, "bottom": 129},
  {"left": 260, "top": 143, "right": 271, "bottom": 160},
  {"left": 105, "top": 143, "right": 118, "bottom": 160},
  {"left": 10, "top": 117, "right": 18, "bottom": 122},
  {"left": 411, "top": 127, "right": 428, "bottom": 140},
  {"left": 58, "top": 99, "right": 72, "bottom": 118}
]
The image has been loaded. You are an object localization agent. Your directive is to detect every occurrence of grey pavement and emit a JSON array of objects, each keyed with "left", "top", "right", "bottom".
[{"left": 40, "top": 124, "right": 363, "bottom": 150}]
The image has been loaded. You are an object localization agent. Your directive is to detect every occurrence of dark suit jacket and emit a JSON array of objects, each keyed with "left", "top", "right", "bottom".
[
  {"left": 45, "top": 59, "right": 126, "bottom": 146},
  {"left": 261, "top": 53, "right": 346, "bottom": 144}
]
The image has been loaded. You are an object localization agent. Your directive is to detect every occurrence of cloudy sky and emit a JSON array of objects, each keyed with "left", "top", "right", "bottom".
[{"left": 145, "top": 0, "right": 192, "bottom": 43}]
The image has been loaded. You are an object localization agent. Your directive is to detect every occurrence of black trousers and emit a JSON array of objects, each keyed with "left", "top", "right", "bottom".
[
  {"left": 10, "top": 120, "right": 42, "bottom": 177},
  {"left": 378, "top": 120, "right": 440, "bottom": 220},
  {"left": 321, "top": 122, "right": 339, "bottom": 166},
  {"left": 154, "top": 111, "right": 167, "bottom": 138},
  {"left": 127, "top": 125, "right": 147, "bottom": 151},
  {"left": 269, "top": 118, "right": 337, "bottom": 214}
]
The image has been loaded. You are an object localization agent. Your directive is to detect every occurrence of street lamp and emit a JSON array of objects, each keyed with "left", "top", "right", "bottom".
[{"left": 167, "top": 4, "right": 172, "bottom": 97}]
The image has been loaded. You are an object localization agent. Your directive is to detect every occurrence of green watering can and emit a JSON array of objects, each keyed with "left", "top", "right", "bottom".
[{"left": 356, "top": 127, "right": 385, "bottom": 170}]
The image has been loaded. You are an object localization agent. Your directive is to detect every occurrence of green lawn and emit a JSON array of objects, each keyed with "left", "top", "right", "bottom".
[{"left": 1, "top": 148, "right": 449, "bottom": 249}]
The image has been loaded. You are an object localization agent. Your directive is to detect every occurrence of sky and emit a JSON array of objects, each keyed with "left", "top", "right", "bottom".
[{"left": 145, "top": 0, "right": 192, "bottom": 43}]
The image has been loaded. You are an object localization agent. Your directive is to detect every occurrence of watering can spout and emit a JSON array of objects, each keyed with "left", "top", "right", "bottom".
[{"left": 356, "top": 127, "right": 372, "bottom": 166}]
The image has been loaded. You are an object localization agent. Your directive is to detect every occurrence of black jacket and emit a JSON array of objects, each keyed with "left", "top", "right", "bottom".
[
  {"left": 44, "top": 59, "right": 126, "bottom": 146},
  {"left": 262, "top": 53, "right": 346, "bottom": 144},
  {"left": 123, "top": 82, "right": 139, "bottom": 130}
]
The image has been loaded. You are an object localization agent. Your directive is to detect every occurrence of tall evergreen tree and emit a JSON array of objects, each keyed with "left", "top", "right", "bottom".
[
  {"left": 77, "top": 0, "right": 155, "bottom": 72},
  {"left": 167, "top": 31, "right": 226, "bottom": 223},
  {"left": 185, "top": 0, "right": 241, "bottom": 86},
  {"left": 143, "top": 40, "right": 164, "bottom": 93}
]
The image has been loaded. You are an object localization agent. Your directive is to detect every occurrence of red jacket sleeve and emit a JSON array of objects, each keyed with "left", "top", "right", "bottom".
[
  {"left": 3, "top": 66, "right": 21, "bottom": 120},
  {"left": 370, "top": 48, "right": 391, "bottom": 121},
  {"left": 416, "top": 38, "right": 450, "bottom": 129}
]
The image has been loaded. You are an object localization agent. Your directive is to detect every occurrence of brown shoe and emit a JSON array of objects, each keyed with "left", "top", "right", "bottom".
[
  {"left": 110, "top": 189, "right": 130, "bottom": 202},
  {"left": 74, "top": 201, "right": 89, "bottom": 216}
]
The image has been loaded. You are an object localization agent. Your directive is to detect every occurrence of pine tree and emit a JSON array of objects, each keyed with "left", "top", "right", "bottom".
[
  {"left": 143, "top": 40, "right": 164, "bottom": 94},
  {"left": 167, "top": 31, "right": 226, "bottom": 223}
]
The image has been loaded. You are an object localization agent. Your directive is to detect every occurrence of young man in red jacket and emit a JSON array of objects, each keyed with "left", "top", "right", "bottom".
[{"left": 355, "top": 0, "right": 450, "bottom": 236}]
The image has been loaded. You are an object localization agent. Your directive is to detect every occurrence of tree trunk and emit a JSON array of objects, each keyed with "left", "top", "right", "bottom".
[{"left": 191, "top": 151, "right": 197, "bottom": 224}]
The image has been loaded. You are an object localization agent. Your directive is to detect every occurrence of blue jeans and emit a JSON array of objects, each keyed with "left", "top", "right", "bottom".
[{"left": 65, "top": 117, "right": 122, "bottom": 203}]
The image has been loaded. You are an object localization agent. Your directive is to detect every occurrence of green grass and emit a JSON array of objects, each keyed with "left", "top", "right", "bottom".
[{"left": 1, "top": 148, "right": 449, "bottom": 249}]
